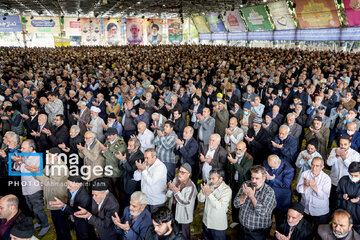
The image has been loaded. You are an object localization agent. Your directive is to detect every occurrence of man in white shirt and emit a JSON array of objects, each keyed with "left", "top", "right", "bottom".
[
  {"left": 136, "top": 121, "right": 154, "bottom": 153},
  {"left": 224, "top": 117, "right": 244, "bottom": 152},
  {"left": 297, "top": 157, "right": 331, "bottom": 232},
  {"left": 327, "top": 135, "right": 360, "bottom": 212},
  {"left": 133, "top": 148, "right": 167, "bottom": 212},
  {"left": 250, "top": 96, "right": 265, "bottom": 118}
]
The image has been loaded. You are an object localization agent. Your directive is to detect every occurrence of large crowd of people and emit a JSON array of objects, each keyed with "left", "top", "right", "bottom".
[{"left": 0, "top": 45, "right": 360, "bottom": 240}]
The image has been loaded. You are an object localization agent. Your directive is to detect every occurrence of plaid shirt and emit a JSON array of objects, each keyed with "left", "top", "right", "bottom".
[
  {"left": 234, "top": 181, "right": 276, "bottom": 230},
  {"left": 154, "top": 131, "right": 177, "bottom": 164}
]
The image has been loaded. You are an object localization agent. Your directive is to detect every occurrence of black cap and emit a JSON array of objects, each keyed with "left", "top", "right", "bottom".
[
  {"left": 92, "top": 178, "right": 108, "bottom": 191},
  {"left": 219, "top": 99, "right": 226, "bottom": 104},
  {"left": 307, "top": 138, "right": 318, "bottom": 149},
  {"left": 108, "top": 113, "right": 116, "bottom": 119},
  {"left": 10, "top": 217, "right": 34, "bottom": 238},
  {"left": 289, "top": 202, "right": 305, "bottom": 215},
  {"left": 313, "top": 116, "right": 322, "bottom": 122},
  {"left": 68, "top": 175, "right": 83, "bottom": 183},
  {"left": 138, "top": 104, "right": 146, "bottom": 109},
  {"left": 106, "top": 127, "right": 118, "bottom": 136},
  {"left": 49, "top": 147, "right": 62, "bottom": 154}
]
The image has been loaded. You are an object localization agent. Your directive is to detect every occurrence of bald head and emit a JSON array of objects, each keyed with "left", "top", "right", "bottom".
[
  {"left": 0, "top": 195, "right": 19, "bottom": 220},
  {"left": 347, "top": 122, "right": 357, "bottom": 132},
  {"left": 137, "top": 121, "right": 147, "bottom": 133},
  {"left": 229, "top": 117, "right": 238, "bottom": 129}
]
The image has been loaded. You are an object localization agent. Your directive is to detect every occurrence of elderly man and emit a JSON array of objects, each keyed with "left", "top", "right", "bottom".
[
  {"left": 77, "top": 131, "right": 105, "bottom": 182},
  {"left": 337, "top": 162, "right": 360, "bottom": 233},
  {"left": 74, "top": 178, "right": 120, "bottom": 240},
  {"left": 87, "top": 106, "right": 105, "bottom": 142},
  {"left": 200, "top": 134, "right": 227, "bottom": 182},
  {"left": 227, "top": 141, "right": 253, "bottom": 224},
  {"left": 122, "top": 100, "right": 137, "bottom": 142},
  {"left": 328, "top": 135, "right": 360, "bottom": 212},
  {"left": 165, "top": 95, "right": 182, "bottom": 119},
  {"left": 264, "top": 154, "right": 295, "bottom": 227},
  {"left": 305, "top": 116, "right": 330, "bottom": 160},
  {"left": 167, "top": 163, "right": 197, "bottom": 240},
  {"left": 198, "top": 168, "right": 232, "bottom": 240},
  {"left": 225, "top": 117, "right": 244, "bottom": 152},
  {"left": 213, "top": 100, "right": 229, "bottom": 142},
  {"left": 44, "top": 92, "right": 64, "bottom": 125},
  {"left": 234, "top": 165, "right": 276, "bottom": 240},
  {"left": 339, "top": 121, "right": 360, "bottom": 151},
  {"left": 73, "top": 101, "right": 91, "bottom": 136},
  {"left": 112, "top": 191, "right": 152, "bottom": 240},
  {"left": 297, "top": 157, "right": 331, "bottom": 232},
  {"left": 133, "top": 148, "right": 167, "bottom": 211},
  {"left": 238, "top": 101, "right": 256, "bottom": 135},
  {"left": 103, "top": 113, "right": 123, "bottom": 137},
  {"left": 194, "top": 107, "right": 215, "bottom": 152},
  {"left": 154, "top": 120, "right": 178, "bottom": 181},
  {"left": 133, "top": 104, "right": 150, "bottom": 128},
  {"left": 13, "top": 139, "right": 50, "bottom": 236},
  {"left": 275, "top": 202, "right": 314, "bottom": 240},
  {"left": 295, "top": 138, "right": 322, "bottom": 182},
  {"left": 117, "top": 137, "right": 144, "bottom": 206},
  {"left": 285, "top": 112, "right": 302, "bottom": 147},
  {"left": 58, "top": 125, "right": 84, "bottom": 166},
  {"left": 271, "top": 125, "right": 298, "bottom": 165},
  {"left": 151, "top": 112, "right": 167, "bottom": 132},
  {"left": 318, "top": 209, "right": 360, "bottom": 239},
  {"left": 136, "top": 121, "right": 154, "bottom": 153},
  {"left": 250, "top": 95, "right": 265, "bottom": 118},
  {"left": 267, "top": 105, "right": 284, "bottom": 126},
  {"left": 50, "top": 176, "right": 93, "bottom": 240}
]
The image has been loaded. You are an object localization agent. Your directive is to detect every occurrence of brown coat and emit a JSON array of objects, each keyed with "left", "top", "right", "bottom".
[{"left": 78, "top": 140, "right": 104, "bottom": 182}]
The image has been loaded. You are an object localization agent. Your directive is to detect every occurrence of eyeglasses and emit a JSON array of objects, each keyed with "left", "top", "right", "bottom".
[{"left": 179, "top": 171, "right": 189, "bottom": 175}]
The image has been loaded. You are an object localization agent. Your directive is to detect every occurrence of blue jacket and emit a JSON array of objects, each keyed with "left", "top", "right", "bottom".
[
  {"left": 177, "top": 137, "right": 199, "bottom": 166},
  {"left": 271, "top": 135, "right": 298, "bottom": 164},
  {"left": 115, "top": 207, "right": 152, "bottom": 240},
  {"left": 264, "top": 160, "right": 294, "bottom": 211},
  {"left": 339, "top": 130, "right": 360, "bottom": 151}
]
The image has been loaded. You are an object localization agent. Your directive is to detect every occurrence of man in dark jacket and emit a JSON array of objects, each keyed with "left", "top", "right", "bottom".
[
  {"left": 33, "top": 113, "right": 51, "bottom": 153},
  {"left": 227, "top": 141, "right": 253, "bottom": 224},
  {"left": 173, "top": 109, "right": 186, "bottom": 139},
  {"left": 275, "top": 202, "right": 313, "bottom": 240},
  {"left": 74, "top": 178, "right": 120, "bottom": 240},
  {"left": 21, "top": 105, "right": 39, "bottom": 140},
  {"left": 43, "top": 114, "right": 70, "bottom": 148},
  {"left": 58, "top": 125, "right": 84, "bottom": 168},
  {"left": 50, "top": 176, "right": 93, "bottom": 240},
  {"left": 337, "top": 162, "right": 360, "bottom": 234},
  {"left": 271, "top": 125, "right": 298, "bottom": 166},
  {"left": 145, "top": 206, "right": 184, "bottom": 240}
]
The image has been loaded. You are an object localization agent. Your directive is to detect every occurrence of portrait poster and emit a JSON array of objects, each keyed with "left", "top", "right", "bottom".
[
  {"left": 103, "top": 18, "right": 121, "bottom": 45},
  {"left": 223, "top": 10, "right": 247, "bottom": 32},
  {"left": 206, "top": 13, "right": 227, "bottom": 32},
  {"left": 241, "top": 6, "right": 273, "bottom": 31},
  {"left": 268, "top": 1, "right": 296, "bottom": 30},
  {"left": 168, "top": 19, "right": 183, "bottom": 44},
  {"left": 343, "top": 0, "right": 360, "bottom": 26},
  {"left": 146, "top": 19, "right": 164, "bottom": 45},
  {"left": 294, "top": 0, "right": 340, "bottom": 28},
  {"left": 192, "top": 16, "right": 211, "bottom": 33},
  {"left": 80, "top": 18, "right": 102, "bottom": 46},
  {"left": 126, "top": 18, "right": 144, "bottom": 45}
]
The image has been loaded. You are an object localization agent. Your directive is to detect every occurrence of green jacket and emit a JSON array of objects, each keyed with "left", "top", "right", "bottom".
[
  {"left": 228, "top": 151, "right": 253, "bottom": 192},
  {"left": 103, "top": 137, "right": 127, "bottom": 178}
]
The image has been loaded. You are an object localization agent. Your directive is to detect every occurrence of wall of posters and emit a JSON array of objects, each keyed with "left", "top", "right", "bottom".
[
  {"left": 0, "top": 16, "right": 22, "bottom": 32},
  {"left": 193, "top": 16, "right": 211, "bottom": 33},
  {"left": 206, "top": 13, "right": 227, "bottom": 32},
  {"left": 63, "top": 17, "right": 81, "bottom": 35},
  {"left": 268, "top": 1, "right": 296, "bottom": 30},
  {"left": 223, "top": 10, "right": 247, "bottom": 32},
  {"left": 103, "top": 18, "right": 121, "bottom": 45},
  {"left": 294, "top": 0, "right": 340, "bottom": 29},
  {"left": 343, "top": 0, "right": 360, "bottom": 26},
  {"left": 168, "top": 19, "right": 183, "bottom": 44},
  {"left": 126, "top": 18, "right": 144, "bottom": 45},
  {"left": 241, "top": 5, "right": 273, "bottom": 31},
  {"left": 24, "top": 16, "right": 61, "bottom": 34},
  {"left": 146, "top": 19, "right": 164, "bottom": 45},
  {"left": 80, "top": 18, "right": 102, "bottom": 46}
]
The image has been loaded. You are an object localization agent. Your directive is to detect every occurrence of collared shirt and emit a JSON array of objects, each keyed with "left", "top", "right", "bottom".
[
  {"left": 234, "top": 154, "right": 244, "bottom": 181},
  {"left": 191, "top": 104, "right": 199, "bottom": 122},
  {"left": 154, "top": 131, "right": 177, "bottom": 164},
  {"left": 297, "top": 170, "right": 331, "bottom": 216},
  {"left": 133, "top": 159, "right": 167, "bottom": 205},
  {"left": 202, "top": 147, "right": 217, "bottom": 181},
  {"left": 15, "top": 152, "right": 42, "bottom": 196},
  {"left": 327, "top": 147, "right": 360, "bottom": 186},
  {"left": 235, "top": 182, "right": 276, "bottom": 230},
  {"left": 138, "top": 129, "right": 155, "bottom": 153}
]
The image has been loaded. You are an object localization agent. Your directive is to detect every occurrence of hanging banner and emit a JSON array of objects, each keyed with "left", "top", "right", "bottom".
[
  {"left": 343, "top": 0, "right": 360, "bottom": 26},
  {"left": 126, "top": 18, "right": 144, "bottom": 45},
  {"left": 146, "top": 19, "right": 164, "bottom": 45},
  {"left": 25, "top": 16, "right": 61, "bottom": 34},
  {"left": 0, "top": 16, "right": 22, "bottom": 32},
  {"left": 54, "top": 37, "right": 70, "bottom": 47},
  {"left": 168, "top": 19, "right": 183, "bottom": 44},
  {"left": 206, "top": 13, "right": 227, "bottom": 32},
  {"left": 223, "top": 10, "right": 247, "bottom": 32},
  {"left": 241, "top": 5, "right": 273, "bottom": 31},
  {"left": 192, "top": 16, "right": 211, "bottom": 33},
  {"left": 63, "top": 17, "right": 81, "bottom": 35},
  {"left": 294, "top": 0, "right": 340, "bottom": 29},
  {"left": 80, "top": 18, "right": 102, "bottom": 46},
  {"left": 103, "top": 18, "right": 121, "bottom": 45},
  {"left": 268, "top": 1, "right": 296, "bottom": 30}
]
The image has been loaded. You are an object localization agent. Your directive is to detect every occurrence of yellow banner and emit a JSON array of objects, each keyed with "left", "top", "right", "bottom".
[{"left": 54, "top": 37, "right": 70, "bottom": 47}]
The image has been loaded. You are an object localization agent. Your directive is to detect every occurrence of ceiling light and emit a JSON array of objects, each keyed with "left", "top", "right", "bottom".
[
  {"left": 31, "top": 16, "right": 34, "bottom": 19},
  {"left": 263, "top": 0, "right": 267, "bottom": 2},
  {"left": 3, "top": 17, "right": 6, "bottom": 20},
  {"left": 240, "top": 4, "right": 243, "bottom": 7},
  {"left": 77, "top": 18, "right": 80, "bottom": 21},
  {"left": 163, "top": 4, "right": 166, "bottom": 7},
  {"left": 137, "top": 1, "right": 141, "bottom": 4}
]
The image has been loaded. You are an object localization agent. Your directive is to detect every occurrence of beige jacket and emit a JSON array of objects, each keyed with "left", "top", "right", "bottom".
[{"left": 79, "top": 140, "right": 105, "bottom": 182}]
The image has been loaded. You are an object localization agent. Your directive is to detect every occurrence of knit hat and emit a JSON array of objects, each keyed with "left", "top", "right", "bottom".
[
  {"left": 108, "top": 113, "right": 116, "bottom": 119},
  {"left": 92, "top": 178, "right": 109, "bottom": 191},
  {"left": 105, "top": 127, "right": 118, "bottom": 136},
  {"left": 243, "top": 101, "right": 251, "bottom": 110},
  {"left": 10, "top": 217, "right": 34, "bottom": 238},
  {"left": 253, "top": 117, "right": 263, "bottom": 124},
  {"left": 289, "top": 202, "right": 305, "bottom": 215},
  {"left": 307, "top": 138, "right": 318, "bottom": 149},
  {"left": 68, "top": 175, "right": 83, "bottom": 183},
  {"left": 181, "top": 163, "right": 192, "bottom": 175}
]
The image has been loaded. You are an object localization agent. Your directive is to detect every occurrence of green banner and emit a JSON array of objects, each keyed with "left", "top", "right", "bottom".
[{"left": 241, "top": 5, "right": 273, "bottom": 31}]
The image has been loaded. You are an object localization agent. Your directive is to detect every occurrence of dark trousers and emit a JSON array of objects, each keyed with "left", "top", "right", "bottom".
[
  {"left": 163, "top": 162, "right": 176, "bottom": 182},
  {"left": 238, "top": 224, "right": 271, "bottom": 240},
  {"left": 304, "top": 213, "right": 329, "bottom": 230},
  {"left": 108, "top": 177, "right": 124, "bottom": 212},
  {"left": 180, "top": 223, "right": 190, "bottom": 240},
  {"left": 51, "top": 209, "right": 72, "bottom": 240},
  {"left": 329, "top": 184, "right": 338, "bottom": 214},
  {"left": 123, "top": 130, "right": 135, "bottom": 143},
  {"left": 25, "top": 190, "right": 49, "bottom": 228},
  {"left": 202, "top": 223, "right": 226, "bottom": 240},
  {"left": 273, "top": 208, "right": 288, "bottom": 228}
]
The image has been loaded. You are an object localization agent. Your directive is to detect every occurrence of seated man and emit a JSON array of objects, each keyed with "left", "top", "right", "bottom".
[
  {"left": 275, "top": 202, "right": 313, "bottom": 240},
  {"left": 318, "top": 209, "right": 360, "bottom": 240},
  {"left": 112, "top": 191, "right": 152, "bottom": 240}
]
